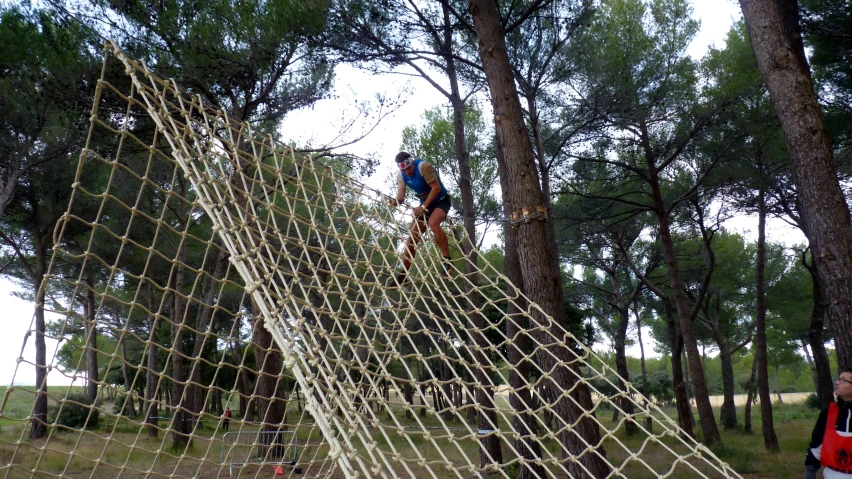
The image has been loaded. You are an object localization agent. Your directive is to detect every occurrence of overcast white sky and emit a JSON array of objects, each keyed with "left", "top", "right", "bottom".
[{"left": 3, "top": 1, "right": 794, "bottom": 386}]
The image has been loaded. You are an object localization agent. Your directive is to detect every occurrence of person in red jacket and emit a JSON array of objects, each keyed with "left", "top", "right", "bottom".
[
  {"left": 806, "top": 369, "right": 852, "bottom": 479},
  {"left": 223, "top": 407, "right": 232, "bottom": 432}
]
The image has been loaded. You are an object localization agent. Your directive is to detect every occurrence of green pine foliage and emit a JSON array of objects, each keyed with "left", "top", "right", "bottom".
[{"left": 49, "top": 392, "right": 100, "bottom": 430}]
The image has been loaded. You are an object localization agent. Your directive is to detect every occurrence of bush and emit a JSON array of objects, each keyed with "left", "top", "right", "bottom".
[
  {"left": 632, "top": 371, "right": 675, "bottom": 406},
  {"left": 49, "top": 392, "right": 99, "bottom": 430},
  {"left": 112, "top": 391, "right": 137, "bottom": 417},
  {"left": 589, "top": 374, "right": 620, "bottom": 398},
  {"left": 805, "top": 393, "right": 822, "bottom": 410}
]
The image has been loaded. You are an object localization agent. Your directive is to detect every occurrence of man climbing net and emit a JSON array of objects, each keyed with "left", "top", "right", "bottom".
[{"left": 389, "top": 151, "right": 455, "bottom": 283}]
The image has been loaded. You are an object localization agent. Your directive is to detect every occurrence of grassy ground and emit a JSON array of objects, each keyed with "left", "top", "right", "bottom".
[
  {"left": 0, "top": 385, "right": 818, "bottom": 478},
  {"left": 710, "top": 403, "right": 814, "bottom": 479}
]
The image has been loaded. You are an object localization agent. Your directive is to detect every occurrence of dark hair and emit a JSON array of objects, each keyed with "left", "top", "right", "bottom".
[
  {"left": 843, "top": 368, "right": 852, "bottom": 376},
  {"left": 395, "top": 151, "right": 411, "bottom": 163}
]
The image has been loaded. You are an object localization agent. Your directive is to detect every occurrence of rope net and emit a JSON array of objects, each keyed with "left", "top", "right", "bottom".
[{"left": 0, "top": 42, "right": 742, "bottom": 479}]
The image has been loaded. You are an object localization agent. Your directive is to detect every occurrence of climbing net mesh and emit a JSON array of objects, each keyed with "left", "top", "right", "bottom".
[{"left": 0, "top": 42, "right": 741, "bottom": 479}]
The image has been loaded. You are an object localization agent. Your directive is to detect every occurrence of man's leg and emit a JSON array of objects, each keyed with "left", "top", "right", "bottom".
[
  {"left": 426, "top": 208, "right": 455, "bottom": 278},
  {"left": 400, "top": 219, "right": 428, "bottom": 273},
  {"left": 427, "top": 208, "right": 450, "bottom": 257}
]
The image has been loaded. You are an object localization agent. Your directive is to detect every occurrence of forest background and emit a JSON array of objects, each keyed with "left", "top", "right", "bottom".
[{"left": 1, "top": 0, "right": 851, "bottom": 460}]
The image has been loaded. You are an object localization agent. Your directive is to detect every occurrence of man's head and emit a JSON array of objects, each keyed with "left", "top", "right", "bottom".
[
  {"left": 836, "top": 368, "right": 852, "bottom": 401},
  {"left": 395, "top": 151, "right": 414, "bottom": 174}
]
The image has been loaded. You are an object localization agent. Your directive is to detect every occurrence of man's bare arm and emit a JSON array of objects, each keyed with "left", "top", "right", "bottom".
[
  {"left": 422, "top": 179, "right": 442, "bottom": 210},
  {"left": 396, "top": 175, "right": 407, "bottom": 204},
  {"left": 418, "top": 162, "right": 441, "bottom": 209}
]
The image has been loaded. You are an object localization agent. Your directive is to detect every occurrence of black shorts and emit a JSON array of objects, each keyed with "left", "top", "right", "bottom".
[{"left": 423, "top": 195, "right": 451, "bottom": 221}]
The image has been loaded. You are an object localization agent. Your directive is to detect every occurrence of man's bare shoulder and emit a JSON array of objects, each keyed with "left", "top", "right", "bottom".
[{"left": 418, "top": 162, "right": 437, "bottom": 183}]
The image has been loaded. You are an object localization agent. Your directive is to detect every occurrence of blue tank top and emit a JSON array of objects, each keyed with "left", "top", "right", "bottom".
[{"left": 400, "top": 159, "right": 448, "bottom": 203}]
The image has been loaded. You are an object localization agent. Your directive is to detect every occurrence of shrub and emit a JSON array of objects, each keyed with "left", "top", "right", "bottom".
[
  {"left": 112, "top": 391, "right": 137, "bottom": 417},
  {"left": 49, "top": 392, "right": 99, "bottom": 430},
  {"left": 805, "top": 393, "right": 822, "bottom": 410}
]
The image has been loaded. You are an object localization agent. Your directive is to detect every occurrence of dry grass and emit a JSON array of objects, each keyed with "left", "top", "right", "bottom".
[{"left": 0, "top": 388, "right": 819, "bottom": 478}]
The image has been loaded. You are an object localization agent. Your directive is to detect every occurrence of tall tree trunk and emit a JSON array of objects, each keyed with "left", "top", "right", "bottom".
[
  {"left": 210, "top": 322, "right": 223, "bottom": 417},
  {"left": 614, "top": 305, "right": 637, "bottom": 436},
  {"left": 498, "top": 144, "right": 543, "bottom": 479},
  {"left": 29, "top": 235, "right": 48, "bottom": 440},
  {"left": 419, "top": 368, "right": 427, "bottom": 418},
  {"left": 648, "top": 164, "right": 720, "bottom": 444},
  {"left": 187, "top": 249, "right": 228, "bottom": 422},
  {"left": 170, "top": 240, "right": 189, "bottom": 448},
  {"left": 526, "top": 69, "right": 594, "bottom": 446},
  {"left": 440, "top": 345, "right": 454, "bottom": 421},
  {"left": 469, "top": 2, "right": 609, "bottom": 475},
  {"left": 665, "top": 300, "right": 694, "bottom": 438},
  {"left": 712, "top": 318, "right": 738, "bottom": 430},
  {"left": 251, "top": 306, "right": 286, "bottom": 433},
  {"left": 85, "top": 271, "right": 99, "bottom": 405},
  {"left": 756, "top": 179, "right": 780, "bottom": 451},
  {"left": 145, "top": 284, "right": 160, "bottom": 438},
  {"left": 683, "top": 349, "right": 690, "bottom": 399},
  {"left": 444, "top": 11, "right": 476, "bottom": 281},
  {"left": 212, "top": 389, "right": 221, "bottom": 416},
  {"left": 636, "top": 309, "right": 652, "bottom": 432},
  {"left": 740, "top": 0, "right": 852, "bottom": 370},
  {"left": 682, "top": 347, "right": 696, "bottom": 429},
  {"left": 441, "top": 4, "right": 503, "bottom": 462},
  {"left": 431, "top": 383, "right": 439, "bottom": 413},
  {"left": 705, "top": 290, "right": 739, "bottom": 431},
  {"left": 804, "top": 257, "right": 836, "bottom": 408},
  {"left": 465, "top": 296, "right": 503, "bottom": 468},
  {"left": 403, "top": 376, "right": 414, "bottom": 420},
  {"left": 120, "top": 338, "right": 137, "bottom": 418},
  {"left": 525, "top": 92, "right": 567, "bottom": 338},
  {"left": 606, "top": 264, "right": 641, "bottom": 435},
  {"left": 718, "top": 345, "right": 738, "bottom": 430},
  {"left": 448, "top": 60, "right": 502, "bottom": 474},
  {"left": 744, "top": 356, "right": 758, "bottom": 434},
  {"left": 465, "top": 384, "right": 477, "bottom": 422},
  {"left": 802, "top": 340, "right": 818, "bottom": 391},
  {"left": 231, "top": 337, "right": 251, "bottom": 421}
]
